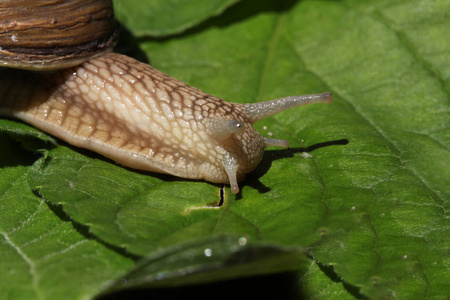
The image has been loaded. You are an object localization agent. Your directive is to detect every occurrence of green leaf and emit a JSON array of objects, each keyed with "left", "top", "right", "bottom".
[
  {"left": 27, "top": 145, "right": 226, "bottom": 256},
  {"left": 0, "top": 134, "right": 133, "bottom": 300},
  {"left": 300, "top": 261, "right": 356, "bottom": 300},
  {"left": 0, "top": 119, "right": 56, "bottom": 145},
  {"left": 113, "top": 0, "right": 241, "bottom": 37},
  {"left": 100, "top": 236, "right": 303, "bottom": 294},
  {"left": 1, "top": 0, "right": 449, "bottom": 299}
]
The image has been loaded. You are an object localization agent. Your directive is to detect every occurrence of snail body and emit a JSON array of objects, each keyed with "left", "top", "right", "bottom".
[{"left": 0, "top": 0, "right": 332, "bottom": 194}]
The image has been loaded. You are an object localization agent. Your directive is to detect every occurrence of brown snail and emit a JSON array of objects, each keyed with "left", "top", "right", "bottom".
[{"left": 0, "top": 0, "right": 333, "bottom": 194}]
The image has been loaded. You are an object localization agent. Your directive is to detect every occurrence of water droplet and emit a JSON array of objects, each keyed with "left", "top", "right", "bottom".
[
  {"left": 204, "top": 248, "right": 212, "bottom": 257},
  {"left": 300, "top": 152, "right": 313, "bottom": 158}
]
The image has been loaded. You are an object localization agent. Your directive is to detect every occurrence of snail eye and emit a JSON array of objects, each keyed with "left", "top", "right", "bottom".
[
  {"left": 227, "top": 120, "right": 245, "bottom": 134},
  {"left": 204, "top": 118, "right": 246, "bottom": 140}
]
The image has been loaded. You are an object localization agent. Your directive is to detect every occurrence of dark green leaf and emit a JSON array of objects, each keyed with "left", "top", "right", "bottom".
[
  {"left": 113, "top": 0, "right": 241, "bottom": 37},
  {"left": 101, "top": 235, "right": 302, "bottom": 294}
]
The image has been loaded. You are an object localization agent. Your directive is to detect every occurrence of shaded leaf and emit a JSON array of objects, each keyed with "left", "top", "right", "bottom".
[
  {"left": 100, "top": 235, "right": 302, "bottom": 294},
  {"left": 113, "top": 0, "right": 241, "bottom": 37}
]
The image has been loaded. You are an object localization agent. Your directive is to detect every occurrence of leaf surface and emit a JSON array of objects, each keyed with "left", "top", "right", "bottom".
[{"left": 1, "top": 0, "right": 449, "bottom": 299}]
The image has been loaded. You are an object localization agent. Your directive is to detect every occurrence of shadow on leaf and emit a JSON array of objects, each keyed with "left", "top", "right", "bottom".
[{"left": 241, "top": 139, "right": 349, "bottom": 196}]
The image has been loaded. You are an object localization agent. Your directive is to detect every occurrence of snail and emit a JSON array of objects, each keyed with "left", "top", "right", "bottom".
[{"left": 0, "top": 0, "right": 332, "bottom": 194}]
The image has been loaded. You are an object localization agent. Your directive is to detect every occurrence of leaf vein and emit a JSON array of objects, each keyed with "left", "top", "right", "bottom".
[{"left": 0, "top": 231, "right": 43, "bottom": 300}]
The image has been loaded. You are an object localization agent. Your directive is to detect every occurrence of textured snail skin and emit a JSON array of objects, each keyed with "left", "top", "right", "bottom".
[{"left": 0, "top": 53, "right": 332, "bottom": 193}]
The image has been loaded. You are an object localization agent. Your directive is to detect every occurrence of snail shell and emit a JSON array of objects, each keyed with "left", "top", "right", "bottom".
[
  {"left": 0, "top": 0, "right": 333, "bottom": 194},
  {"left": 0, "top": 0, "right": 117, "bottom": 70}
]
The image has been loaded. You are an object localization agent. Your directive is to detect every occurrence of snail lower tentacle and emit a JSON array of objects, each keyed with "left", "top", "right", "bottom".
[{"left": 0, "top": 52, "right": 332, "bottom": 194}]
